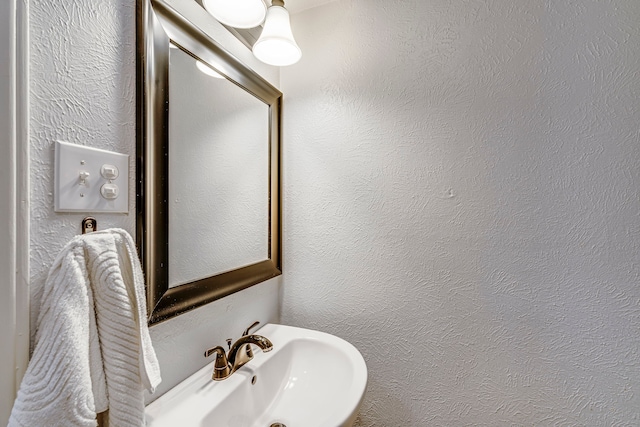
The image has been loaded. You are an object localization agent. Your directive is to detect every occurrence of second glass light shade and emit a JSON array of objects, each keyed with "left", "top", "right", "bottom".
[
  {"left": 202, "top": 0, "right": 267, "bottom": 29},
  {"left": 252, "top": 3, "right": 301, "bottom": 66}
]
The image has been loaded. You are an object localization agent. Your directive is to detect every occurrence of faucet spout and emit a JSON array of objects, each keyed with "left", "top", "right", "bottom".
[{"left": 227, "top": 334, "right": 273, "bottom": 371}]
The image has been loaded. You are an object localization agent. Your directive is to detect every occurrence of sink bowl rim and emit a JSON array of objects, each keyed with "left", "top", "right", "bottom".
[{"left": 146, "top": 323, "right": 368, "bottom": 427}]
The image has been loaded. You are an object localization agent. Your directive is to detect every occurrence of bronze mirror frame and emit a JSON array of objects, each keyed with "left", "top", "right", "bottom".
[{"left": 136, "top": 0, "right": 282, "bottom": 325}]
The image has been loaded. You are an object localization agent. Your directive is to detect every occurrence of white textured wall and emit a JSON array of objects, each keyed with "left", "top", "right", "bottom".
[
  {"left": 282, "top": 0, "right": 640, "bottom": 425},
  {"left": 29, "top": 0, "right": 137, "bottom": 336},
  {"left": 28, "top": 0, "right": 280, "bottom": 404}
]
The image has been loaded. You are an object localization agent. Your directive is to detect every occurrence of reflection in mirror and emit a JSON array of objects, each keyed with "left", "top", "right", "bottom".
[
  {"left": 168, "top": 47, "right": 269, "bottom": 288},
  {"left": 137, "top": 0, "right": 282, "bottom": 325}
]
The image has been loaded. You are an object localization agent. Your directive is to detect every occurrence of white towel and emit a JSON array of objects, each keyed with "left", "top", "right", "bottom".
[{"left": 8, "top": 228, "right": 161, "bottom": 427}]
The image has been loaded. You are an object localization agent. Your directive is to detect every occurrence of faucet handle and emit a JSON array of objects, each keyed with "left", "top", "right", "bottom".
[
  {"left": 204, "top": 346, "right": 220, "bottom": 358},
  {"left": 242, "top": 321, "right": 261, "bottom": 359},
  {"left": 242, "top": 321, "right": 261, "bottom": 336},
  {"left": 204, "top": 345, "right": 231, "bottom": 381},
  {"left": 226, "top": 338, "right": 232, "bottom": 350}
]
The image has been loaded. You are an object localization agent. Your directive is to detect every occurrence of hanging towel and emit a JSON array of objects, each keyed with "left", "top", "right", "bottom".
[{"left": 8, "top": 228, "right": 161, "bottom": 427}]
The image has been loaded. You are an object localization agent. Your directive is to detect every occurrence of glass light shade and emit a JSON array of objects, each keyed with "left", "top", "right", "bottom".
[
  {"left": 202, "top": 0, "right": 267, "bottom": 29},
  {"left": 252, "top": 5, "right": 301, "bottom": 66},
  {"left": 196, "top": 60, "right": 225, "bottom": 79}
]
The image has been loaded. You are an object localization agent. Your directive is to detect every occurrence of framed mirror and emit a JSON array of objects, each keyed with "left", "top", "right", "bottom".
[{"left": 137, "top": 0, "right": 282, "bottom": 325}]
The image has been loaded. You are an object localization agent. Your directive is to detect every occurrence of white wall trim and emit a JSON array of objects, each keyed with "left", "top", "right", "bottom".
[
  {"left": 15, "top": 0, "right": 30, "bottom": 393},
  {"left": 0, "top": 0, "right": 30, "bottom": 422},
  {"left": 0, "top": 0, "right": 16, "bottom": 419}
]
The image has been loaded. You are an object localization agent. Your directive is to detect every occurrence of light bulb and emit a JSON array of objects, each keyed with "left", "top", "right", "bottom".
[
  {"left": 196, "top": 60, "right": 225, "bottom": 79},
  {"left": 202, "top": 0, "right": 267, "bottom": 29},
  {"left": 253, "top": 1, "right": 301, "bottom": 66}
]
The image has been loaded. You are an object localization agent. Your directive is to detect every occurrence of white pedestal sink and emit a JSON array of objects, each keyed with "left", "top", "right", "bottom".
[{"left": 146, "top": 324, "right": 368, "bottom": 427}]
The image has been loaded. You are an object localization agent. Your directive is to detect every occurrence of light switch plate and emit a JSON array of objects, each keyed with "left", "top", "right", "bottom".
[{"left": 54, "top": 141, "right": 129, "bottom": 213}]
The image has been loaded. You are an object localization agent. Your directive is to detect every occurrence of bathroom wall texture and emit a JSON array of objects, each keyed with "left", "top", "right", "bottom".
[
  {"left": 282, "top": 0, "right": 640, "bottom": 425},
  {"left": 28, "top": 0, "right": 281, "bottom": 404}
]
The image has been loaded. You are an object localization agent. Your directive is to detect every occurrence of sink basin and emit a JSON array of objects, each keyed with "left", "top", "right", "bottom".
[{"left": 146, "top": 324, "right": 368, "bottom": 427}]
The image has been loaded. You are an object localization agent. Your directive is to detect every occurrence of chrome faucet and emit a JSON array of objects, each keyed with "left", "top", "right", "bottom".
[{"left": 204, "top": 322, "right": 273, "bottom": 381}]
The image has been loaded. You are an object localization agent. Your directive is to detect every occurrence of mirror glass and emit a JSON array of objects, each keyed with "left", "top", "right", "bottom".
[
  {"left": 168, "top": 46, "right": 269, "bottom": 288},
  {"left": 137, "top": 0, "right": 282, "bottom": 325}
]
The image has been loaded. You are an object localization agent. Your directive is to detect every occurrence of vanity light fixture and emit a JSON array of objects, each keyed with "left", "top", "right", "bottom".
[
  {"left": 201, "top": 0, "right": 301, "bottom": 67},
  {"left": 252, "top": 0, "right": 301, "bottom": 66},
  {"left": 202, "top": 0, "right": 267, "bottom": 29}
]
